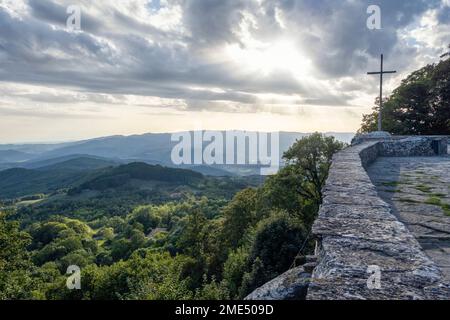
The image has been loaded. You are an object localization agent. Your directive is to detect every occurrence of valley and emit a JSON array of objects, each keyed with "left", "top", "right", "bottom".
[{"left": 0, "top": 133, "right": 343, "bottom": 300}]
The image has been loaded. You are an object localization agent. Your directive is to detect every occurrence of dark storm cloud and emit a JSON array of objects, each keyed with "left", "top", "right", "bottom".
[{"left": 0, "top": 0, "right": 447, "bottom": 112}]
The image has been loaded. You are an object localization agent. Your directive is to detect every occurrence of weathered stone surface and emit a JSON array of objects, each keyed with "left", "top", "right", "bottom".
[
  {"left": 382, "top": 137, "right": 436, "bottom": 157},
  {"left": 367, "top": 156, "right": 450, "bottom": 282},
  {"left": 322, "top": 193, "right": 388, "bottom": 207},
  {"left": 318, "top": 204, "right": 395, "bottom": 221},
  {"left": 316, "top": 236, "right": 441, "bottom": 282},
  {"left": 352, "top": 131, "right": 392, "bottom": 145},
  {"left": 313, "top": 217, "right": 419, "bottom": 244},
  {"left": 249, "top": 137, "right": 450, "bottom": 300},
  {"left": 245, "top": 266, "right": 311, "bottom": 300},
  {"left": 307, "top": 138, "right": 450, "bottom": 300},
  {"left": 353, "top": 135, "right": 448, "bottom": 157}
]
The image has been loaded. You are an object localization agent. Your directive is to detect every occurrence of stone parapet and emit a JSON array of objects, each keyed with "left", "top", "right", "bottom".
[
  {"left": 307, "top": 140, "right": 450, "bottom": 300},
  {"left": 247, "top": 136, "right": 450, "bottom": 300}
]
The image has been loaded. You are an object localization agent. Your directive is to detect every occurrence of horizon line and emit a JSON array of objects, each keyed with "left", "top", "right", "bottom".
[{"left": 0, "top": 130, "right": 357, "bottom": 145}]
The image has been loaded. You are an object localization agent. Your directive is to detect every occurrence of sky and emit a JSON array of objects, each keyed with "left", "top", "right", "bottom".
[{"left": 0, "top": 0, "right": 449, "bottom": 143}]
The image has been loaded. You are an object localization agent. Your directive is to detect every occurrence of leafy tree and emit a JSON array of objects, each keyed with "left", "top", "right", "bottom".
[
  {"left": 29, "top": 221, "right": 69, "bottom": 247},
  {"left": 33, "top": 262, "right": 64, "bottom": 299},
  {"left": 221, "top": 247, "right": 250, "bottom": 299},
  {"left": 59, "top": 250, "right": 92, "bottom": 271},
  {"left": 110, "top": 238, "right": 132, "bottom": 261},
  {"left": 97, "top": 227, "right": 114, "bottom": 241},
  {"left": 80, "top": 251, "right": 193, "bottom": 300},
  {"left": 128, "top": 206, "right": 161, "bottom": 233},
  {"left": 440, "top": 44, "right": 450, "bottom": 59},
  {"left": 106, "top": 216, "right": 127, "bottom": 234},
  {"left": 0, "top": 212, "right": 35, "bottom": 299},
  {"left": 221, "top": 188, "right": 259, "bottom": 249},
  {"left": 360, "top": 54, "right": 450, "bottom": 134},
  {"left": 260, "top": 166, "right": 318, "bottom": 226},
  {"left": 195, "top": 277, "right": 229, "bottom": 300},
  {"left": 176, "top": 208, "right": 207, "bottom": 257},
  {"left": 130, "top": 229, "right": 147, "bottom": 249},
  {"left": 220, "top": 211, "right": 311, "bottom": 299},
  {"left": 201, "top": 219, "right": 228, "bottom": 280},
  {"left": 95, "top": 250, "right": 113, "bottom": 266},
  {"left": 283, "top": 133, "right": 344, "bottom": 207},
  {"left": 238, "top": 257, "right": 264, "bottom": 299},
  {"left": 248, "top": 212, "right": 308, "bottom": 284}
]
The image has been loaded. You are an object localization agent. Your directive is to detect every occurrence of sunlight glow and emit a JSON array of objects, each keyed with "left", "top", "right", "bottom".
[{"left": 225, "top": 39, "right": 312, "bottom": 77}]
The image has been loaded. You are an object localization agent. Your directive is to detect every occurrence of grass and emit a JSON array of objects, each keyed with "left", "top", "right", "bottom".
[
  {"left": 443, "top": 204, "right": 450, "bottom": 217},
  {"left": 415, "top": 184, "right": 432, "bottom": 193},
  {"left": 424, "top": 196, "right": 450, "bottom": 217},
  {"left": 425, "top": 196, "right": 442, "bottom": 206},
  {"left": 381, "top": 181, "right": 401, "bottom": 187},
  {"left": 431, "top": 192, "right": 447, "bottom": 198}
]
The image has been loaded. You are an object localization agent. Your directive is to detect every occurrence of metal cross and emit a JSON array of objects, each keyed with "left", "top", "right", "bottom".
[{"left": 367, "top": 54, "right": 396, "bottom": 131}]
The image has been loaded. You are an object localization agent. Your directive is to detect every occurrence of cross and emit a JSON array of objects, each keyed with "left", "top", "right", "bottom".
[{"left": 367, "top": 54, "right": 396, "bottom": 131}]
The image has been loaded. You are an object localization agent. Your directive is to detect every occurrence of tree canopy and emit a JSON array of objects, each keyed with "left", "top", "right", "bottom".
[
  {"left": 0, "top": 133, "right": 343, "bottom": 300},
  {"left": 360, "top": 52, "right": 450, "bottom": 135}
]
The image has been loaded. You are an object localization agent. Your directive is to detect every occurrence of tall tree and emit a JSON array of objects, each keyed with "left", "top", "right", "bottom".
[
  {"left": 221, "top": 188, "right": 258, "bottom": 250},
  {"left": 0, "top": 212, "right": 34, "bottom": 299},
  {"left": 360, "top": 53, "right": 450, "bottom": 135},
  {"left": 282, "top": 133, "right": 345, "bottom": 207}
]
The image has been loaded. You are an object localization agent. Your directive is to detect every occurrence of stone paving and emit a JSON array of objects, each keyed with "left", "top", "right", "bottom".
[{"left": 367, "top": 156, "right": 450, "bottom": 281}]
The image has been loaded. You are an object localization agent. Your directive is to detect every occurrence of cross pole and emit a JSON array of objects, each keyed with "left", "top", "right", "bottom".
[{"left": 367, "top": 54, "right": 396, "bottom": 131}]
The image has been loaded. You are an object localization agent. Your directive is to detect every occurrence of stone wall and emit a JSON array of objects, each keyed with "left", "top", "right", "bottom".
[
  {"left": 381, "top": 137, "right": 446, "bottom": 157},
  {"left": 246, "top": 136, "right": 449, "bottom": 300},
  {"left": 306, "top": 138, "right": 449, "bottom": 300},
  {"left": 244, "top": 266, "right": 311, "bottom": 300},
  {"left": 352, "top": 133, "right": 448, "bottom": 157}
]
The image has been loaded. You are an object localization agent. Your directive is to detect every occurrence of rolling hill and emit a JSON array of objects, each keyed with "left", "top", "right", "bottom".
[
  {"left": 0, "top": 157, "right": 117, "bottom": 199},
  {"left": 0, "top": 158, "right": 220, "bottom": 200},
  {"left": 35, "top": 157, "right": 117, "bottom": 172},
  {"left": 0, "top": 132, "right": 354, "bottom": 176},
  {"left": 70, "top": 162, "right": 204, "bottom": 193},
  {"left": 0, "top": 149, "right": 33, "bottom": 162}
]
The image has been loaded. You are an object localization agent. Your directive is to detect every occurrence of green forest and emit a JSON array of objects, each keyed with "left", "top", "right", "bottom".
[{"left": 0, "top": 133, "right": 344, "bottom": 300}]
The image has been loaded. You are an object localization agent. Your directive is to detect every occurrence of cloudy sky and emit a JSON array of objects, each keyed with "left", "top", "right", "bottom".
[{"left": 0, "top": 0, "right": 449, "bottom": 143}]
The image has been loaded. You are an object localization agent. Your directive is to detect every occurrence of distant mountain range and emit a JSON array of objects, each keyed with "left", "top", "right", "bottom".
[
  {"left": 0, "top": 131, "right": 354, "bottom": 174},
  {"left": 0, "top": 131, "right": 354, "bottom": 199},
  {"left": 0, "top": 149, "right": 34, "bottom": 162}
]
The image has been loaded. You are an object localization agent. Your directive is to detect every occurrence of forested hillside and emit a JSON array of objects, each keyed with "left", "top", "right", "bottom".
[{"left": 0, "top": 134, "right": 344, "bottom": 300}]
